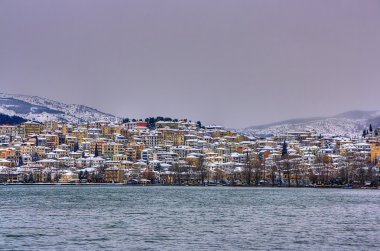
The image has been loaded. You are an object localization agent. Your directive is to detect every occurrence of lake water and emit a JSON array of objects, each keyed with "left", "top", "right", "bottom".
[{"left": 0, "top": 186, "right": 379, "bottom": 250}]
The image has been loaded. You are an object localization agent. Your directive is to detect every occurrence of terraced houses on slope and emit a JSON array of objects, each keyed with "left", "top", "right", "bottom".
[{"left": 0, "top": 120, "right": 379, "bottom": 187}]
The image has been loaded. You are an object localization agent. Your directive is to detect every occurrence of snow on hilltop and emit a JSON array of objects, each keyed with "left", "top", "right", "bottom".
[
  {"left": 238, "top": 111, "right": 380, "bottom": 137},
  {"left": 0, "top": 93, "right": 117, "bottom": 123}
]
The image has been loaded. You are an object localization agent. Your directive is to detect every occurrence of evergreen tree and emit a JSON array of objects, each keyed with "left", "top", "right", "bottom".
[
  {"left": 369, "top": 124, "right": 373, "bottom": 133},
  {"left": 32, "top": 152, "right": 39, "bottom": 161},
  {"left": 18, "top": 156, "right": 24, "bottom": 167},
  {"left": 0, "top": 114, "right": 27, "bottom": 125},
  {"left": 363, "top": 129, "right": 367, "bottom": 138},
  {"left": 94, "top": 144, "right": 99, "bottom": 157},
  {"left": 73, "top": 142, "right": 79, "bottom": 152},
  {"left": 281, "top": 140, "right": 288, "bottom": 158},
  {"left": 145, "top": 117, "right": 156, "bottom": 129},
  {"left": 34, "top": 136, "right": 39, "bottom": 146},
  {"left": 155, "top": 163, "right": 162, "bottom": 172}
]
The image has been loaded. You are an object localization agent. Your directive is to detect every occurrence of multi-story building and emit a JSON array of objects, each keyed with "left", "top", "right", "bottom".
[
  {"left": 105, "top": 166, "right": 124, "bottom": 183},
  {"left": 20, "top": 121, "right": 43, "bottom": 137}
]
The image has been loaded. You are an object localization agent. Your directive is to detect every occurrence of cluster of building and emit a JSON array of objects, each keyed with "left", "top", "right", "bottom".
[{"left": 1, "top": 119, "right": 379, "bottom": 187}]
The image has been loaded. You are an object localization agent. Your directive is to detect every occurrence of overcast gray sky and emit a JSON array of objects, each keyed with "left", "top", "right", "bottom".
[{"left": 1, "top": 0, "right": 379, "bottom": 128}]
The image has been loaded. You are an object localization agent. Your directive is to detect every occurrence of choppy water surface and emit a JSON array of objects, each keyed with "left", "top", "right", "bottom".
[{"left": 0, "top": 186, "right": 379, "bottom": 250}]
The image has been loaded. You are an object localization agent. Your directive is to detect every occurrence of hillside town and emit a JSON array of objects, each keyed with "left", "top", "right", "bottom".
[{"left": 0, "top": 118, "right": 379, "bottom": 188}]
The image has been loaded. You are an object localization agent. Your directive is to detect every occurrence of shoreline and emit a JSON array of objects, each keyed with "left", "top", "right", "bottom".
[{"left": 2, "top": 183, "right": 379, "bottom": 189}]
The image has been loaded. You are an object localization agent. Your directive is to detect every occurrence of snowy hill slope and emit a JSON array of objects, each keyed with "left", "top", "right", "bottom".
[
  {"left": 0, "top": 93, "right": 117, "bottom": 123},
  {"left": 239, "top": 111, "right": 380, "bottom": 137}
]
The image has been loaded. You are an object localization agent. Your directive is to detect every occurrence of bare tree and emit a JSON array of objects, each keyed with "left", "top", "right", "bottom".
[
  {"left": 253, "top": 159, "right": 262, "bottom": 186},
  {"left": 291, "top": 159, "right": 301, "bottom": 187},
  {"left": 171, "top": 162, "right": 181, "bottom": 185},
  {"left": 279, "top": 159, "right": 292, "bottom": 187},
  {"left": 269, "top": 161, "right": 278, "bottom": 186},
  {"left": 243, "top": 151, "right": 253, "bottom": 186},
  {"left": 54, "top": 171, "right": 60, "bottom": 182},
  {"left": 196, "top": 155, "right": 207, "bottom": 185},
  {"left": 214, "top": 166, "right": 224, "bottom": 184}
]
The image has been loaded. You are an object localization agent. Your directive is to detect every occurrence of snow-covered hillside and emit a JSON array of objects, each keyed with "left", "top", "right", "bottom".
[
  {"left": 0, "top": 93, "right": 117, "bottom": 123},
  {"left": 238, "top": 111, "right": 380, "bottom": 137}
]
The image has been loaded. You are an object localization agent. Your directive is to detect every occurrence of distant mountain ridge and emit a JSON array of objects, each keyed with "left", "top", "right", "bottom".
[
  {"left": 1, "top": 92, "right": 378, "bottom": 136},
  {"left": 239, "top": 110, "right": 380, "bottom": 137},
  {"left": 0, "top": 93, "right": 117, "bottom": 123}
]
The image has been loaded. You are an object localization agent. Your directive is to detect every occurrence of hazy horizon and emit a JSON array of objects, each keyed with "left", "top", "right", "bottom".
[{"left": 1, "top": 0, "right": 380, "bottom": 128}]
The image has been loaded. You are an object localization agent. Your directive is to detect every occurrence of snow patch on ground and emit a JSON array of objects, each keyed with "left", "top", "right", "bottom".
[
  {"left": 0, "top": 93, "right": 117, "bottom": 123},
  {"left": 239, "top": 117, "right": 370, "bottom": 137}
]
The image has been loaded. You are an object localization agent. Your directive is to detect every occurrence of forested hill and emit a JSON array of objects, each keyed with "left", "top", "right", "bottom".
[{"left": 0, "top": 113, "right": 27, "bottom": 125}]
